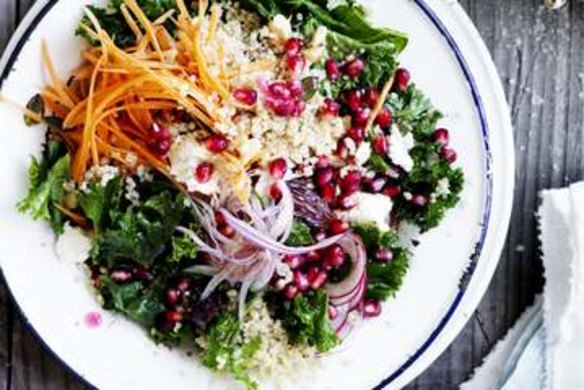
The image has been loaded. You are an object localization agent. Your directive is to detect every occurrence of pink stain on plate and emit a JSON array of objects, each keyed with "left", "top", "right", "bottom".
[{"left": 84, "top": 311, "right": 103, "bottom": 329}]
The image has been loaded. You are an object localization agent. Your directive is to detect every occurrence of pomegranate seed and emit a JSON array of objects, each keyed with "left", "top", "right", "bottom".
[
  {"left": 306, "top": 266, "right": 320, "bottom": 283},
  {"left": 339, "top": 170, "right": 362, "bottom": 195},
  {"left": 195, "top": 162, "right": 214, "bottom": 183},
  {"left": 110, "top": 270, "right": 132, "bottom": 283},
  {"left": 433, "top": 128, "right": 450, "bottom": 146},
  {"left": 368, "top": 177, "right": 387, "bottom": 193},
  {"left": 411, "top": 194, "right": 428, "bottom": 207},
  {"left": 345, "top": 90, "right": 363, "bottom": 112},
  {"left": 269, "top": 183, "right": 283, "bottom": 201},
  {"left": 291, "top": 100, "right": 306, "bottom": 117},
  {"left": 320, "top": 98, "right": 340, "bottom": 117},
  {"left": 206, "top": 135, "right": 228, "bottom": 153},
  {"left": 347, "top": 126, "right": 365, "bottom": 143},
  {"left": 441, "top": 147, "right": 458, "bottom": 164},
  {"left": 324, "top": 245, "right": 345, "bottom": 268},
  {"left": 363, "top": 300, "right": 382, "bottom": 318},
  {"left": 269, "top": 158, "right": 288, "bottom": 179},
  {"left": 284, "top": 254, "right": 304, "bottom": 270},
  {"left": 376, "top": 107, "right": 393, "bottom": 129},
  {"left": 328, "top": 306, "right": 339, "bottom": 319},
  {"left": 383, "top": 185, "right": 401, "bottom": 198},
  {"left": 310, "top": 271, "right": 328, "bottom": 290},
  {"left": 329, "top": 219, "right": 350, "bottom": 235},
  {"left": 149, "top": 123, "right": 171, "bottom": 142},
  {"left": 268, "top": 82, "right": 291, "bottom": 99},
  {"left": 352, "top": 108, "right": 371, "bottom": 126},
  {"left": 316, "top": 155, "right": 330, "bottom": 168},
  {"left": 214, "top": 211, "right": 226, "bottom": 225},
  {"left": 288, "top": 80, "right": 304, "bottom": 98},
  {"left": 337, "top": 195, "right": 358, "bottom": 210},
  {"left": 314, "top": 166, "right": 334, "bottom": 187},
  {"left": 372, "top": 134, "right": 388, "bottom": 155},
  {"left": 285, "top": 38, "right": 303, "bottom": 57},
  {"left": 176, "top": 277, "right": 191, "bottom": 292},
  {"left": 314, "top": 230, "right": 327, "bottom": 242},
  {"left": 325, "top": 58, "right": 340, "bottom": 80},
  {"left": 294, "top": 271, "right": 310, "bottom": 292},
  {"left": 307, "top": 250, "right": 321, "bottom": 262},
  {"left": 165, "top": 310, "right": 183, "bottom": 323},
  {"left": 363, "top": 89, "right": 380, "bottom": 107},
  {"left": 284, "top": 284, "right": 299, "bottom": 300},
  {"left": 166, "top": 288, "right": 181, "bottom": 307},
  {"left": 134, "top": 266, "right": 150, "bottom": 281},
  {"left": 233, "top": 88, "right": 258, "bottom": 105},
  {"left": 287, "top": 54, "right": 306, "bottom": 74},
  {"left": 394, "top": 68, "right": 411, "bottom": 92},
  {"left": 151, "top": 139, "right": 172, "bottom": 156},
  {"left": 375, "top": 248, "right": 394, "bottom": 262},
  {"left": 320, "top": 183, "right": 336, "bottom": 203},
  {"left": 218, "top": 224, "right": 235, "bottom": 238},
  {"left": 343, "top": 58, "right": 365, "bottom": 79}
]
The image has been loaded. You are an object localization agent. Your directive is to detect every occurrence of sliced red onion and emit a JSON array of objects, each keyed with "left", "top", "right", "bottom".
[
  {"left": 327, "top": 234, "right": 367, "bottom": 299},
  {"left": 220, "top": 208, "right": 346, "bottom": 254}
]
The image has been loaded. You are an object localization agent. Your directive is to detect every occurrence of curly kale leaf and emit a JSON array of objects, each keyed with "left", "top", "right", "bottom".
[
  {"left": 279, "top": 289, "right": 338, "bottom": 352},
  {"left": 353, "top": 223, "right": 410, "bottom": 301},
  {"left": 17, "top": 140, "right": 70, "bottom": 234},
  {"left": 99, "top": 276, "right": 165, "bottom": 326},
  {"left": 285, "top": 219, "right": 314, "bottom": 247},
  {"left": 201, "top": 312, "right": 260, "bottom": 390},
  {"left": 92, "top": 191, "right": 187, "bottom": 268},
  {"left": 77, "top": 0, "right": 178, "bottom": 48}
]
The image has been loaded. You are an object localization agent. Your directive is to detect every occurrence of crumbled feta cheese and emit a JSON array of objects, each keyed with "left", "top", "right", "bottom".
[
  {"left": 56, "top": 224, "right": 92, "bottom": 264},
  {"left": 388, "top": 125, "right": 415, "bottom": 172},
  {"left": 435, "top": 178, "right": 451, "bottom": 198},
  {"left": 338, "top": 192, "right": 394, "bottom": 231},
  {"left": 355, "top": 141, "right": 372, "bottom": 166},
  {"left": 169, "top": 136, "right": 219, "bottom": 195}
]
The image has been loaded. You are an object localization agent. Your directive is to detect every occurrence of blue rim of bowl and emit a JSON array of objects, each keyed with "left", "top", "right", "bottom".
[{"left": 0, "top": 0, "right": 493, "bottom": 389}]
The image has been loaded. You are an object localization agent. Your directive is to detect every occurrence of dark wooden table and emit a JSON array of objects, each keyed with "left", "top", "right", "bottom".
[{"left": 1, "top": 0, "right": 583, "bottom": 389}]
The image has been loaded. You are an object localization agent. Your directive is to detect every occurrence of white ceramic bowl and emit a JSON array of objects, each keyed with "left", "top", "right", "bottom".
[{"left": 0, "top": 0, "right": 514, "bottom": 388}]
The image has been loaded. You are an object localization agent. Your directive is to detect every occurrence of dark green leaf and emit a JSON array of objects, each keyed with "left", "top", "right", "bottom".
[
  {"left": 279, "top": 290, "right": 338, "bottom": 352},
  {"left": 100, "top": 276, "right": 165, "bottom": 326},
  {"left": 286, "top": 219, "right": 314, "bottom": 247},
  {"left": 78, "top": 177, "right": 123, "bottom": 232},
  {"left": 353, "top": 223, "right": 410, "bottom": 300},
  {"left": 171, "top": 234, "right": 198, "bottom": 263},
  {"left": 17, "top": 140, "right": 70, "bottom": 234}
]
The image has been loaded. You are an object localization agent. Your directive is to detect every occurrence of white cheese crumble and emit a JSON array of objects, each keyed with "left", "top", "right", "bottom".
[
  {"left": 55, "top": 224, "right": 92, "bottom": 264},
  {"left": 168, "top": 136, "right": 219, "bottom": 195},
  {"left": 430, "top": 178, "right": 451, "bottom": 203},
  {"left": 355, "top": 141, "right": 372, "bottom": 166},
  {"left": 338, "top": 192, "right": 394, "bottom": 232},
  {"left": 387, "top": 125, "right": 415, "bottom": 172}
]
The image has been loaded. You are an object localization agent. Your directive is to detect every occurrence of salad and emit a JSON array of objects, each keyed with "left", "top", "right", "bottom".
[{"left": 13, "top": 0, "right": 463, "bottom": 388}]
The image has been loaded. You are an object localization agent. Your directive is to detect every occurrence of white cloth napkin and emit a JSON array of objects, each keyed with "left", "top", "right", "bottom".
[{"left": 460, "top": 182, "right": 584, "bottom": 390}]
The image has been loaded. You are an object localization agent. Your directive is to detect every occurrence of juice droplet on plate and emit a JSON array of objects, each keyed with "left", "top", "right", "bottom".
[{"left": 84, "top": 311, "right": 102, "bottom": 329}]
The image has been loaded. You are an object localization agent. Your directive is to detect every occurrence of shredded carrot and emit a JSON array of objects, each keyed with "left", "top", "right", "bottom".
[
  {"left": 365, "top": 77, "right": 395, "bottom": 135},
  {"left": 124, "top": 0, "right": 165, "bottom": 61}
]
